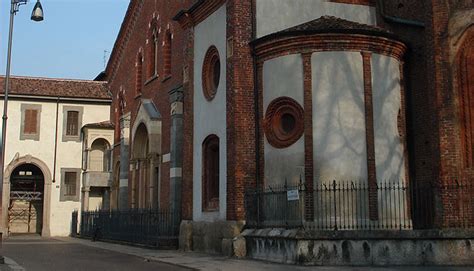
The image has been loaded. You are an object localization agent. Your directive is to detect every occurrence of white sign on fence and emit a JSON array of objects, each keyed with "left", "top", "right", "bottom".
[{"left": 287, "top": 189, "right": 299, "bottom": 201}]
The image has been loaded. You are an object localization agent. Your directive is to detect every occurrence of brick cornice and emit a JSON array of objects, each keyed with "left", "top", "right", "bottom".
[
  {"left": 174, "top": 0, "right": 226, "bottom": 28},
  {"left": 253, "top": 34, "right": 407, "bottom": 63}
]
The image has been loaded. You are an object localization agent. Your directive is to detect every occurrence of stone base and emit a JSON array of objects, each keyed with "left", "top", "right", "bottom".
[
  {"left": 243, "top": 228, "right": 474, "bottom": 266},
  {"left": 179, "top": 220, "right": 244, "bottom": 256}
]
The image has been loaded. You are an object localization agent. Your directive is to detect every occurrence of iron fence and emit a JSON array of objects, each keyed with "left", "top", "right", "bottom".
[
  {"left": 79, "top": 209, "right": 180, "bottom": 248},
  {"left": 245, "top": 179, "right": 474, "bottom": 230},
  {"left": 71, "top": 210, "right": 78, "bottom": 237}
]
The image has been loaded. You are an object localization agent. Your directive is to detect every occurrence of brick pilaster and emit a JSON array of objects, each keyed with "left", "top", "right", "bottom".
[
  {"left": 362, "top": 51, "right": 378, "bottom": 221},
  {"left": 302, "top": 53, "right": 314, "bottom": 221}
]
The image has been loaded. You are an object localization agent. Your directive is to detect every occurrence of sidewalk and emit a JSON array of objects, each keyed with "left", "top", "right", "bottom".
[{"left": 58, "top": 237, "right": 473, "bottom": 271}]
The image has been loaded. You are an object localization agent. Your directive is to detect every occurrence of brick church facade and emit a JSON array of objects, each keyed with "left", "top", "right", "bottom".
[{"left": 103, "top": 0, "right": 473, "bottom": 257}]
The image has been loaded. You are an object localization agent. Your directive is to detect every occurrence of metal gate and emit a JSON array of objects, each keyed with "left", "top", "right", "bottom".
[
  {"left": 8, "top": 165, "right": 45, "bottom": 235},
  {"left": 9, "top": 191, "right": 43, "bottom": 234}
]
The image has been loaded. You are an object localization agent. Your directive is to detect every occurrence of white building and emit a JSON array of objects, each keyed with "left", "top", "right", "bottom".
[{"left": 0, "top": 76, "right": 112, "bottom": 237}]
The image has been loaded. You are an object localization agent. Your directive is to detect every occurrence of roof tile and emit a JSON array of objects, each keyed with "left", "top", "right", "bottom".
[{"left": 0, "top": 76, "right": 110, "bottom": 99}]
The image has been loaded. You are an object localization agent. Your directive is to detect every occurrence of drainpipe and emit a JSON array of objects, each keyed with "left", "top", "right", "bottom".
[
  {"left": 52, "top": 97, "right": 59, "bottom": 183},
  {"left": 376, "top": 0, "right": 425, "bottom": 28}
]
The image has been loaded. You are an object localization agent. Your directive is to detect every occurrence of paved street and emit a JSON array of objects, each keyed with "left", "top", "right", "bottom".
[
  {"left": 1, "top": 235, "right": 189, "bottom": 271},
  {"left": 1, "top": 235, "right": 473, "bottom": 271}
]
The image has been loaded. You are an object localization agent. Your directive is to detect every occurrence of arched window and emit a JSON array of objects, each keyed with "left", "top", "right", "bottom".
[
  {"left": 458, "top": 29, "right": 473, "bottom": 168},
  {"left": 135, "top": 51, "right": 143, "bottom": 95},
  {"left": 202, "top": 135, "right": 219, "bottom": 211},
  {"left": 163, "top": 30, "right": 172, "bottom": 77},
  {"left": 147, "top": 24, "right": 158, "bottom": 78}
]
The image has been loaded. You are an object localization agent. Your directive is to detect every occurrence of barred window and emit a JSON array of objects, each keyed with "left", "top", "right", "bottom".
[
  {"left": 60, "top": 168, "right": 80, "bottom": 201},
  {"left": 64, "top": 172, "right": 77, "bottom": 196},
  {"left": 66, "top": 111, "right": 79, "bottom": 136}
]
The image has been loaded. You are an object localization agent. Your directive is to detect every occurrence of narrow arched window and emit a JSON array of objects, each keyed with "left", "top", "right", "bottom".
[
  {"left": 202, "top": 135, "right": 219, "bottom": 211},
  {"left": 135, "top": 52, "right": 143, "bottom": 95},
  {"left": 147, "top": 25, "right": 158, "bottom": 78},
  {"left": 163, "top": 30, "right": 172, "bottom": 77},
  {"left": 458, "top": 30, "right": 473, "bottom": 168}
]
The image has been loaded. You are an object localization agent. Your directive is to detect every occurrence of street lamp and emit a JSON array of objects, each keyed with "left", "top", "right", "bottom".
[{"left": 0, "top": 0, "right": 44, "bottom": 233}]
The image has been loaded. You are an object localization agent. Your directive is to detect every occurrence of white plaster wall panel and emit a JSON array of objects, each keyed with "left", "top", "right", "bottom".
[
  {"left": 256, "top": 0, "right": 376, "bottom": 38},
  {"left": 312, "top": 52, "right": 367, "bottom": 183},
  {"left": 193, "top": 5, "right": 227, "bottom": 222},
  {"left": 372, "top": 54, "right": 405, "bottom": 182},
  {"left": 0, "top": 99, "right": 111, "bottom": 236},
  {"left": 263, "top": 54, "right": 305, "bottom": 186},
  {"left": 372, "top": 54, "right": 409, "bottom": 225},
  {"left": 51, "top": 102, "right": 111, "bottom": 236}
]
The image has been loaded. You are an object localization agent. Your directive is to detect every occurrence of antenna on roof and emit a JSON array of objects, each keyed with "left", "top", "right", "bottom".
[{"left": 103, "top": 50, "right": 110, "bottom": 69}]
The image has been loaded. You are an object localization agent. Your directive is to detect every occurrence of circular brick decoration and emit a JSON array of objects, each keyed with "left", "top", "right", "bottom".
[
  {"left": 264, "top": 97, "right": 304, "bottom": 148},
  {"left": 202, "top": 46, "right": 221, "bottom": 101}
]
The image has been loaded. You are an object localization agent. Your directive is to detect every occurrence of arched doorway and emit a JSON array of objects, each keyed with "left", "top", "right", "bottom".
[
  {"left": 130, "top": 100, "right": 162, "bottom": 210},
  {"left": 2, "top": 155, "right": 52, "bottom": 237},
  {"left": 132, "top": 123, "right": 150, "bottom": 208},
  {"left": 8, "top": 163, "right": 44, "bottom": 234}
]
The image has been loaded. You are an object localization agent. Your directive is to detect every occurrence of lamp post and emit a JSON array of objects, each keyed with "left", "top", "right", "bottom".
[{"left": 0, "top": 0, "right": 44, "bottom": 233}]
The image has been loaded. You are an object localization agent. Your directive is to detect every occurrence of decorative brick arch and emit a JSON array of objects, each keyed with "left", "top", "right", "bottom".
[
  {"left": 131, "top": 99, "right": 162, "bottom": 155},
  {"left": 1, "top": 155, "right": 52, "bottom": 237},
  {"left": 456, "top": 27, "right": 474, "bottom": 169}
]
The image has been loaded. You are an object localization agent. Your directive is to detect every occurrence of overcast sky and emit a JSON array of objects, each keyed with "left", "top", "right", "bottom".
[{"left": 0, "top": 0, "right": 129, "bottom": 80}]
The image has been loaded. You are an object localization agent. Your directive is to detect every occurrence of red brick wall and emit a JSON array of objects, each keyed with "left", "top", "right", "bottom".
[
  {"left": 105, "top": 0, "right": 194, "bottom": 210},
  {"left": 377, "top": 0, "right": 474, "bottom": 226}
]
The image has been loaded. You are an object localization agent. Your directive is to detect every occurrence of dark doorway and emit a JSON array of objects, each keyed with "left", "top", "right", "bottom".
[{"left": 9, "top": 164, "right": 44, "bottom": 234}]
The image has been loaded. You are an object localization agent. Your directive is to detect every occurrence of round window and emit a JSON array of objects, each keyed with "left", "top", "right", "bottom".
[
  {"left": 264, "top": 97, "right": 304, "bottom": 148},
  {"left": 202, "top": 46, "right": 221, "bottom": 101}
]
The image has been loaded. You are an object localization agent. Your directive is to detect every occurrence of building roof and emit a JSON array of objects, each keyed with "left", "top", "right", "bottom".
[
  {"left": 83, "top": 121, "right": 115, "bottom": 129},
  {"left": 0, "top": 76, "right": 110, "bottom": 100},
  {"left": 253, "top": 16, "right": 398, "bottom": 44}
]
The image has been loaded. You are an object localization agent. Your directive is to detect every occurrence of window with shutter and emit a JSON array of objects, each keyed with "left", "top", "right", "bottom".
[
  {"left": 20, "top": 104, "right": 41, "bottom": 141},
  {"left": 24, "top": 109, "right": 38, "bottom": 135},
  {"left": 66, "top": 111, "right": 79, "bottom": 136}
]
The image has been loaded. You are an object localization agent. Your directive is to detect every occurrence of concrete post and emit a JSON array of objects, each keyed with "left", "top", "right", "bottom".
[
  {"left": 169, "top": 86, "right": 184, "bottom": 214},
  {"left": 82, "top": 187, "right": 90, "bottom": 211},
  {"left": 118, "top": 113, "right": 131, "bottom": 210}
]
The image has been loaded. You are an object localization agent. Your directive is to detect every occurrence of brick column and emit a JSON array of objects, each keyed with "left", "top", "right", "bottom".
[{"left": 226, "top": 0, "right": 256, "bottom": 221}]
